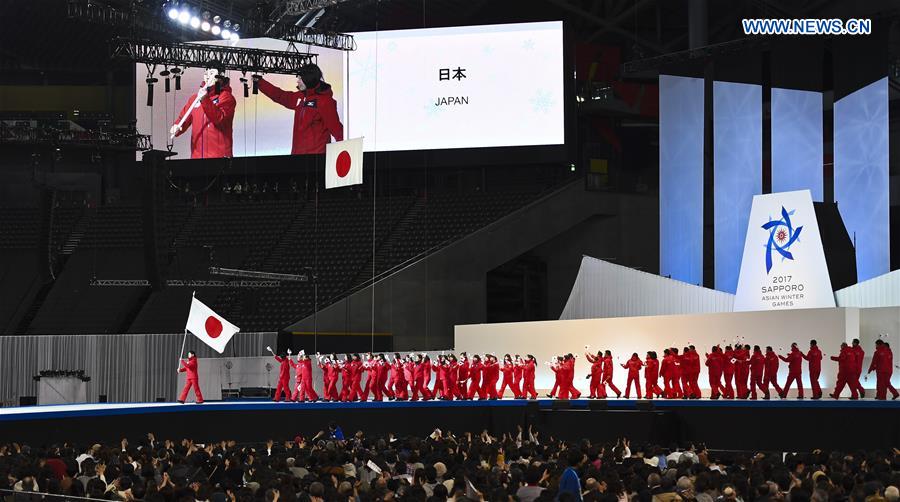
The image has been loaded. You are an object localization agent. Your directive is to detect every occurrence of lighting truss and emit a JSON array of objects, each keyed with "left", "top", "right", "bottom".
[
  {"left": 0, "top": 123, "right": 151, "bottom": 151},
  {"left": 276, "top": 26, "right": 355, "bottom": 51},
  {"left": 279, "top": 0, "right": 355, "bottom": 17},
  {"left": 209, "top": 267, "right": 309, "bottom": 282},
  {"left": 90, "top": 279, "right": 281, "bottom": 288},
  {"left": 111, "top": 37, "right": 317, "bottom": 74},
  {"left": 68, "top": 0, "right": 180, "bottom": 37}
]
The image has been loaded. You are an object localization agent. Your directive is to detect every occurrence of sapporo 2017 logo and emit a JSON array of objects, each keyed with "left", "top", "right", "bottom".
[{"left": 762, "top": 207, "right": 803, "bottom": 274}]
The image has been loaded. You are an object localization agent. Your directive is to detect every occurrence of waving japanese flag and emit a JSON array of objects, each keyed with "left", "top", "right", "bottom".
[
  {"left": 325, "top": 137, "right": 363, "bottom": 189},
  {"left": 185, "top": 296, "right": 239, "bottom": 353}
]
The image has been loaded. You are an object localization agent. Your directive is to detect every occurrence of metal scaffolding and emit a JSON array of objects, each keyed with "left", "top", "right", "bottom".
[
  {"left": 276, "top": 26, "right": 356, "bottom": 51},
  {"left": 111, "top": 38, "right": 317, "bottom": 74}
]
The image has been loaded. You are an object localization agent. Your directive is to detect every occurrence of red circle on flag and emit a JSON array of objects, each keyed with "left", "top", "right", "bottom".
[
  {"left": 205, "top": 316, "right": 223, "bottom": 338},
  {"left": 336, "top": 151, "right": 352, "bottom": 178}
]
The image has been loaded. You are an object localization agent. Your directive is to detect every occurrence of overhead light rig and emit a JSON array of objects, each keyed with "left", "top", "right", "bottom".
[
  {"left": 275, "top": 25, "right": 356, "bottom": 51},
  {"left": 111, "top": 37, "right": 318, "bottom": 74}
]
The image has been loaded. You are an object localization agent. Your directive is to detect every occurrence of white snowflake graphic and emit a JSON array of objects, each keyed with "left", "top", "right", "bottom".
[
  {"left": 522, "top": 39, "right": 535, "bottom": 50},
  {"left": 530, "top": 89, "right": 555, "bottom": 113}
]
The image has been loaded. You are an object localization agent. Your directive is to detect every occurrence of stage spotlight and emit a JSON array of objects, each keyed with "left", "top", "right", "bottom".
[
  {"left": 167, "top": 6, "right": 179, "bottom": 20},
  {"left": 146, "top": 77, "right": 158, "bottom": 106},
  {"left": 232, "top": 23, "right": 240, "bottom": 32},
  {"left": 240, "top": 76, "right": 249, "bottom": 98},
  {"left": 201, "top": 21, "right": 210, "bottom": 31},
  {"left": 171, "top": 67, "right": 182, "bottom": 90},
  {"left": 213, "top": 15, "right": 221, "bottom": 24},
  {"left": 223, "top": 19, "right": 231, "bottom": 28},
  {"left": 211, "top": 25, "right": 221, "bottom": 35},
  {"left": 202, "top": 10, "right": 210, "bottom": 20},
  {"left": 221, "top": 29, "right": 231, "bottom": 39},
  {"left": 160, "top": 68, "right": 171, "bottom": 93},
  {"left": 230, "top": 32, "right": 240, "bottom": 41},
  {"left": 190, "top": 16, "right": 200, "bottom": 28},
  {"left": 178, "top": 9, "right": 190, "bottom": 24}
]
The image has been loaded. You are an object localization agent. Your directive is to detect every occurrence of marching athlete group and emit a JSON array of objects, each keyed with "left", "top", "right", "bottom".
[{"left": 177, "top": 338, "right": 898, "bottom": 404}]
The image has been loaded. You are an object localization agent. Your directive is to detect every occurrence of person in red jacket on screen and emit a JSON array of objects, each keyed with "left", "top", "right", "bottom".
[
  {"left": 779, "top": 343, "right": 805, "bottom": 399},
  {"left": 171, "top": 67, "right": 236, "bottom": 159},
  {"left": 255, "top": 64, "right": 344, "bottom": 155},
  {"left": 177, "top": 350, "right": 203, "bottom": 404},
  {"left": 267, "top": 346, "right": 293, "bottom": 402},
  {"left": 802, "top": 339, "right": 823, "bottom": 399},
  {"left": 868, "top": 340, "right": 899, "bottom": 400},
  {"left": 621, "top": 353, "right": 644, "bottom": 399}
]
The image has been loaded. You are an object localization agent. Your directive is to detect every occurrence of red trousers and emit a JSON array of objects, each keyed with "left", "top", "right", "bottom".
[
  {"left": 722, "top": 369, "right": 735, "bottom": 398},
  {"left": 292, "top": 377, "right": 317, "bottom": 401},
  {"left": 624, "top": 374, "right": 641, "bottom": 398},
  {"left": 875, "top": 372, "right": 899, "bottom": 400},
  {"left": 179, "top": 378, "right": 203, "bottom": 403},
  {"left": 392, "top": 380, "right": 408, "bottom": 400},
  {"left": 782, "top": 372, "right": 804, "bottom": 398},
  {"left": 603, "top": 376, "right": 621, "bottom": 397},
  {"left": 588, "top": 372, "right": 602, "bottom": 398},
  {"left": 809, "top": 367, "right": 822, "bottom": 398},
  {"left": 832, "top": 376, "right": 858, "bottom": 399},
  {"left": 645, "top": 377, "right": 662, "bottom": 399},
  {"left": 749, "top": 373, "right": 769, "bottom": 399},
  {"left": 498, "top": 376, "right": 521, "bottom": 398},
  {"left": 522, "top": 376, "right": 537, "bottom": 399},
  {"left": 708, "top": 372, "right": 723, "bottom": 398},
  {"left": 274, "top": 377, "right": 291, "bottom": 401}
]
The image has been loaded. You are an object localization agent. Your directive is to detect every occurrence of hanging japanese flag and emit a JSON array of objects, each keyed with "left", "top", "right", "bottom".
[
  {"left": 185, "top": 296, "right": 239, "bottom": 354},
  {"left": 325, "top": 137, "right": 363, "bottom": 189}
]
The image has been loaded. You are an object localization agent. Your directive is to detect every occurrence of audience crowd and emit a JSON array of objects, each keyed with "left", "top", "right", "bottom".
[{"left": 2, "top": 425, "right": 898, "bottom": 502}]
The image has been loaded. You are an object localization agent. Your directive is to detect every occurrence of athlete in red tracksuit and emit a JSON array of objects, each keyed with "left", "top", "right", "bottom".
[
  {"left": 548, "top": 357, "right": 562, "bottom": 398},
  {"left": 764, "top": 347, "right": 783, "bottom": 397},
  {"left": 722, "top": 346, "right": 735, "bottom": 399},
  {"left": 255, "top": 65, "right": 343, "bottom": 155},
  {"left": 644, "top": 352, "right": 663, "bottom": 399},
  {"left": 390, "top": 354, "right": 408, "bottom": 400},
  {"left": 171, "top": 70, "right": 236, "bottom": 159},
  {"left": 361, "top": 355, "right": 379, "bottom": 402},
  {"left": 339, "top": 356, "right": 354, "bottom": 402},
  {"left": 678, "top": 348, "right": 692, "bottom": 399},
  {"left": 802, "top": 340, "right": 823, "bottom": 399},
  {"left": 830, "top": 343, "right": 858, "bottom": 399},
  {"left": 600, "top": 351, "right": 619, "bottom": 398},
  {"left": 499, "top": 355, "right": 522, "bottom": 398},
  {"left": 350, "top": 354, "right": 365, "bottom": 401},
  {"left": 177, "top": 350, "right": 204, "bottom": 403},
  {"left": 686, "top": 346, "right": 702, "bottom": 398},
  {"left": 446, "top": 356, "right": 460, "bottom": 400},
  {"left": 585, "top": 350, "right": 605, "bottom": 399},
  {"left": 467, "top": 355, "right": 485, "bottom": 399},
  {"left": 319, "top": 356, "right": 340, "bottom": 401},
  {"left": 779, "top": 343, "right": 805, "bottom": 398},
  {"left": 850, "top": 339, "right": 866, "bottom": 398},
  {"left": 416, "top": 355, "right": 434, "bottom": 401},
  {"left": 621, "top": 353, "right": 644, "bottom": 398},
  {"left": 705, "top": 347, "right": 724, "bottom": 399},
  {"left": 733, "top": 345, "right": 751, "bottom": 399},
  {"left": 268, "top": 347, "right": 293, "bottom": 402},
  {"left": 513, "top": 356, "right": 525, "bottom": 395},
  {"left": 668, "top": 348, "right": 683, "bottom": 399},
  {"left": 482, "top": 355, "right": 501, "bottom": 399},
  {"left": 868, "top": 340, "right": 899, "bottom": 400},
  {"left": 377, "top": 354, "right": 393, "bottom": 400},
  {"left": 522, "top": 355, "right": 538, "bottom": 399},
  {"left": 749, "top": 346, "right": 769, "bottom": 400},
  {"left": 558, "top": 354, "right": 581, "bottom": 399},
  {"left": 291, "top": 352, "right": 317, "bottom": 401},
  {"left": 457, "top": 355, "right": 470, "bottom": 399}
]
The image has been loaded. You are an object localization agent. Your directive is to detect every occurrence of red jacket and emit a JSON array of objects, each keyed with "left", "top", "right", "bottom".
[
  {"left": 274, "top": 355, "right": 292, "bottom": 380},
  {"left": 174, "top": 85, "right": 236, "bottom": 159},
  {"left": 764, "top": 351, "right": 779, "bottom": 378},
  {"left": 750, "top": 351, "right": 765, "bottom": 376},
  {"left": 622, "top": 356, "right": 643, "bottom": 376},
  {"left": 179, "top": 356, "right": 199, "bottom": 380},
  {"left": 803, "top": 347, "right": 823, "bottom": 372},
  {"left": 832, "top": 347, "right": 853, "bottom": 377},
  {"left": 779, "top": 348, "right": 803, "bottom": 374},
  {"left": 645, "top": 357, "right": 659, "bottom": 380},
  {"left": 705, "top": 352, "right": 723, "bottom": 376},
  {"left": 523, "top": 360, "right": 536, "bottom": 380},
  {"left": 869, "top": 346, "right": 894, "bottom": 374},
  {"left": 851, "top": 345, "right": 865, "bottom": 375},
  {"left": 257, "top": 78, "right": 343, "bottom": 154}
]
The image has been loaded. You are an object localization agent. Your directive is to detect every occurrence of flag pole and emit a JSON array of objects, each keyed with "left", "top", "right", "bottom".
[{"left": 178, "top": 291, "right": 195, "bottom": 370}]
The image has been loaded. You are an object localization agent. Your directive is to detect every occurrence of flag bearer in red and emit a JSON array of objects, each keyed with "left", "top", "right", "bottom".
[
  {"left": 850, "top": 339, "right": 866, "bottom": 398},
  {"left": 267, "top": 346, "right": 293, "bottom": 402},
  {"left": 749, "top": 345, "right": 769, "bottom": 399},
  {"left": 499, "top": 354, "right": 522, "bottom": 398},
  {"left": 621, "top": 353, "right": 644, "bottom": 398},
  {"left": 705, "top": 347, "right": 724, "bottom": 399},
  {"left": 645, "top": 352, "right": 663, "bottom": 399},
  {"left": 764, "top": 347, "right": 783, "bottom": 397},
  {"left": 171, "top": 67, "right": 236, "bottom": 159},
  {"left": 522, "top": 355, "right": 538, "bottom": 399},
  {"left": 802, "top": 339, "right": 824, "bottom": 399},
  {"left": 177, "top": 350, "right": 204, "bottom": 404},
  {"left": 868, "top": 340, "right": 899, "bottom": 400},
  {"left": 584, "top": 348, "right": 605, "bottom": 399},
  {"left": 254, "top": 65, "right": 343, "bottom": 155},
  {"left": 779, "top": 343, "right": 805, "bottom": 398},
  {"left": 830, "top": 343, "right": 858, "bottom": 400}
]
